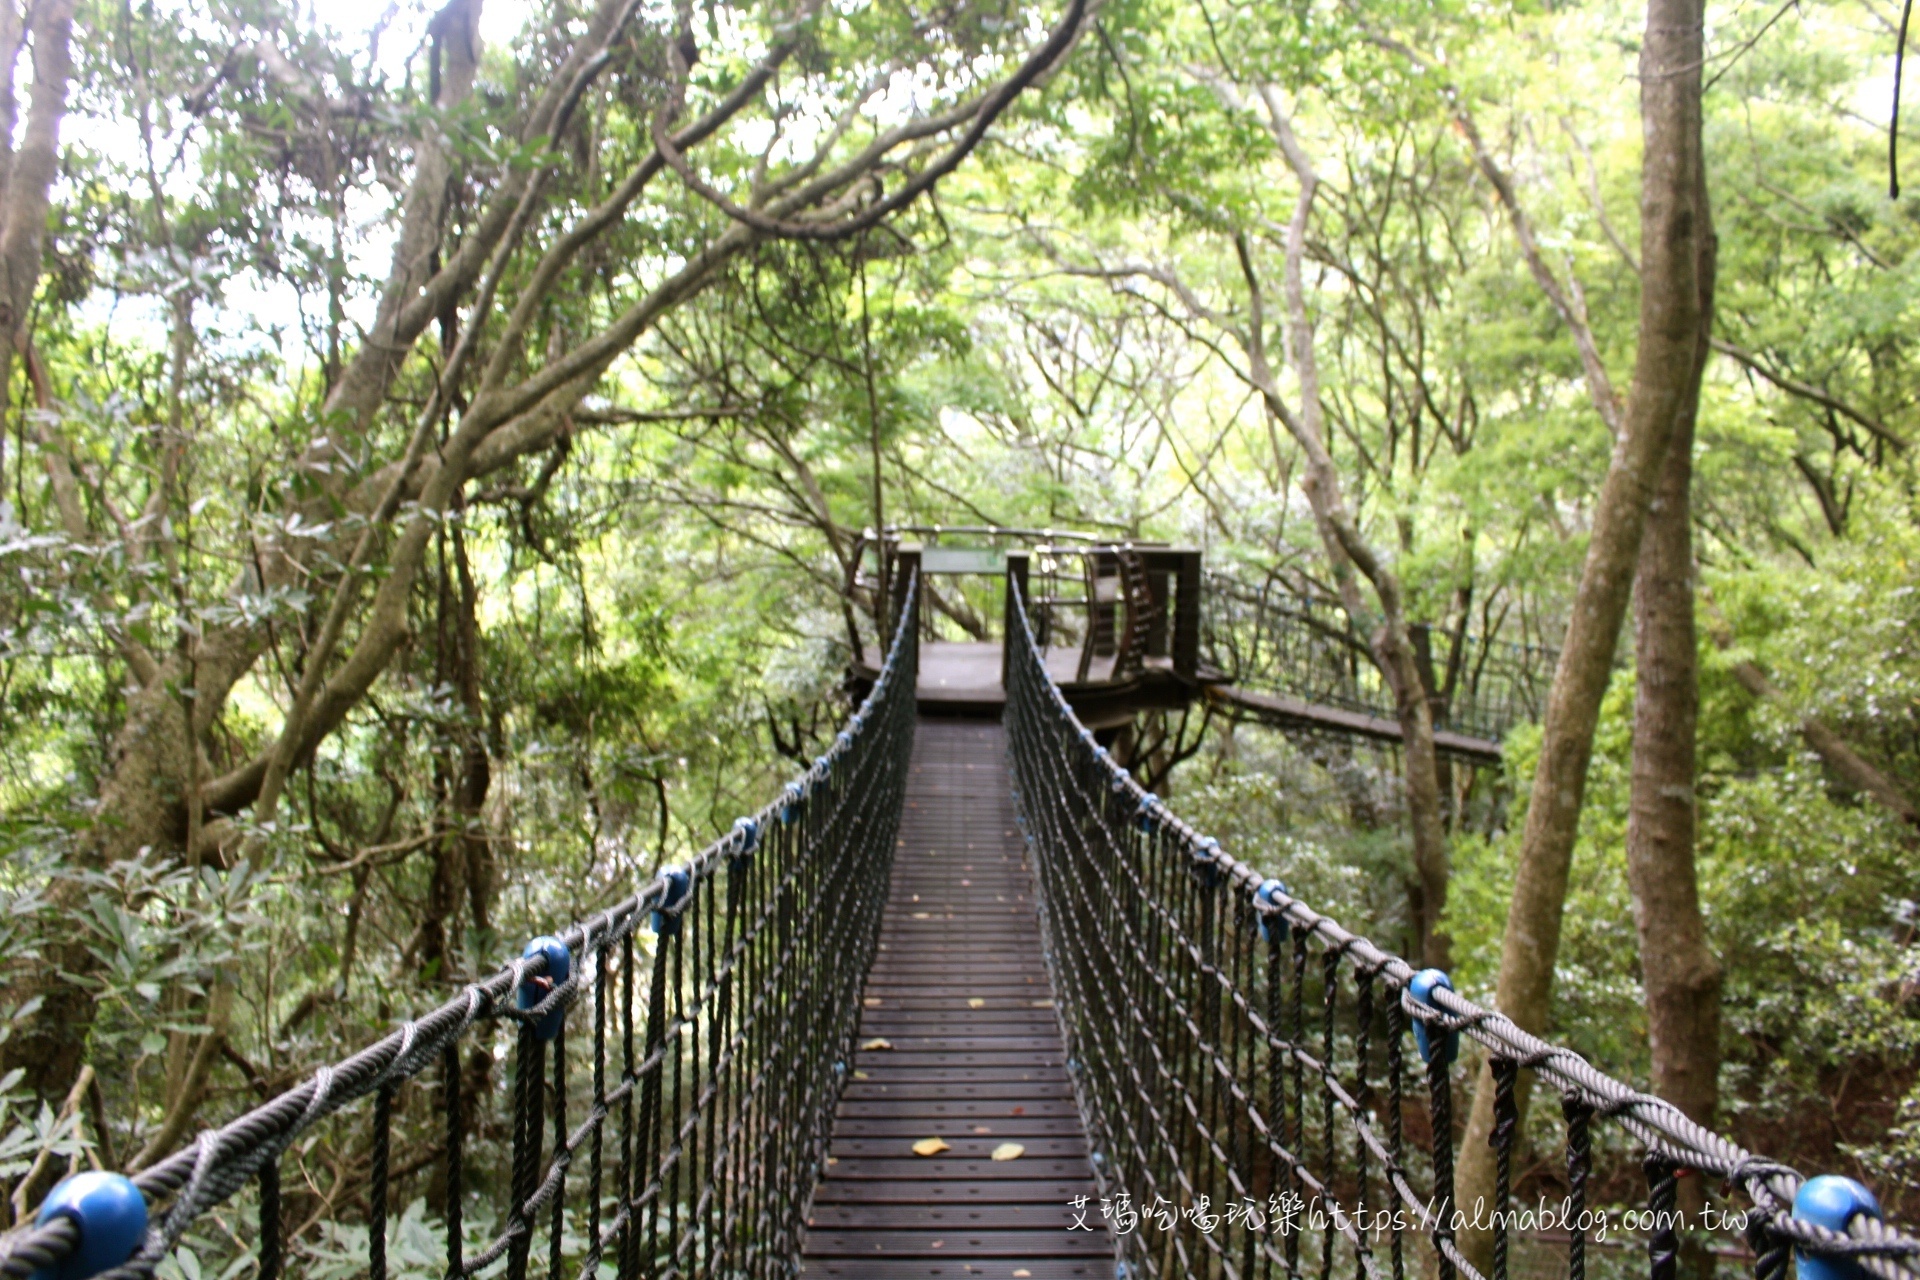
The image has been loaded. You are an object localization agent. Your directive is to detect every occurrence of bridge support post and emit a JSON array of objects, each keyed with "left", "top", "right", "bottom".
[
  {"left": 1172, "top": 549, "right": 1201, "bottom": 679},
  {"left": 892, "top": 546, "right": 921, "bottom": 672},
  {"left": 1002, "top": 550, "right": 1030, "bottom": 688}
]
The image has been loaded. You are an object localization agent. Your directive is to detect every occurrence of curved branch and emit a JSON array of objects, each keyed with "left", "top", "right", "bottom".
[{"left": 649, "top": 0, "right": 1090, "bottom": 240}]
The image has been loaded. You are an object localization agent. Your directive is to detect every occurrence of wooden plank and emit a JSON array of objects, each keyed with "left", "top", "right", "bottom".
[
  {"left": 811, "top": 1179, "right": 1095, "bottom": 1205},
  {"left": 843, "top": 1081, "right": 1076, "bottom": 1098},
  {"left": 800, "top": 1261, "right": 1109, "bottom": 1279},
  {"left": 821, "top": 1156, "right": 1094, "bottom": 1180},
  {"left": 809, "top": 1203, "right": 1092, "bottom": 1230},
  {"left": 801, "top": 1229, "right": 1111, "bottom": 1258}
]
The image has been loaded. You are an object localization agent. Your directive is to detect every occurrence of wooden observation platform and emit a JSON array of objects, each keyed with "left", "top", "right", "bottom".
[
  {"left": 846, "top": 530, "right": 1208, "bottom": 731},
  {"left": 843, "top": 526, "right": 1509, "bottom": 760}
]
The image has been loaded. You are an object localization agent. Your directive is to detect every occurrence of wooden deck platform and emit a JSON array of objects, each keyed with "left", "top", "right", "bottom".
[
  {"left": 799, "top": 720, "right": 1111, "bottom": 1279},
  {"left": 914, "top": 641, "right": 1114, "bottom": 707}
]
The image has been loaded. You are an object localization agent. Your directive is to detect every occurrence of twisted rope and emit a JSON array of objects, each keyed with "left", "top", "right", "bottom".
[
  {"left": 0, "top": 577, "right": 924, "bottom": 1280},
  {"left": 1005, "top": 576, "right": 1919, "bottom": 1280}
]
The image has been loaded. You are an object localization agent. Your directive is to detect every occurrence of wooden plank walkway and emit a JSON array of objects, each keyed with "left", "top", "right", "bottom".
[
  {"left": 1206, "top": 681, "right": 1504, "bottom": 763},
  {"left": 799, "top": 719, "right": 1112, "bottom": 1279}
]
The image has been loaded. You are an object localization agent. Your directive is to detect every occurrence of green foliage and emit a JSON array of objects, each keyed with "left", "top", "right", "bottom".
[{"left": 0, "top": 0, "right": 1917, "bottom": 1254}]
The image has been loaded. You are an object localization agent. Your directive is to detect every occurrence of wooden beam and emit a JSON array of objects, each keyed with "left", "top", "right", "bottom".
[{"left": 1205, "top": 683, "right": 1503, "bottom": 764}]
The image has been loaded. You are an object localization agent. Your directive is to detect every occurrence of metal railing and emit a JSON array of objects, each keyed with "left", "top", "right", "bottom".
[
  {"left": 1005, "top": 577, "right": 1918, "bottom": 1280},
  {"left": 1204, "top": 573, "right": 1556, "bottom": 744},
  {"left": 0, "top": 578, "right": 922, "bottom": 1280}
]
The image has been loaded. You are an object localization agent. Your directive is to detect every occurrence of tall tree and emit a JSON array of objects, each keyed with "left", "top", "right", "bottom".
[
  {"left": 1625, "top": 189, "right": 1722, "bottom": 1136},
  {"left": 4, "top": 0, "right": 1091, "bottom": 1108},
  {"left": 1452, "top": 0, "right": 1715, "bottom": 1253}
]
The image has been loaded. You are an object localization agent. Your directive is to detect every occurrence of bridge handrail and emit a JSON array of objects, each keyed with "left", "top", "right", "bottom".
[
  {"left": 0, "top": 575, "right": 924, "bottom": 1280},
  {"left": 1005, "top": 576, "right": 1917, "bottom": 1280},
  {"left": 1202, "top": 568, "right": 1556, "bottom": 743}
]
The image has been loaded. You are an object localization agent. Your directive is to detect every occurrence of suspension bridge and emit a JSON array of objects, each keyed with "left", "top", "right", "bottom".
[{"left": 3, "top": 553, "right": 1916, "bottom": 1280}]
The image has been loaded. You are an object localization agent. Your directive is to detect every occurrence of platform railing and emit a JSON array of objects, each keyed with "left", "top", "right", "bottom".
[
  {"left": 1005, "top": 577, "right": 1918, "bottom": 1280},
  {"left": 0, "top": 579, "right": 922, "bottom": 1280},
  {"left": 1203, "top": 572, "right": 1555, "bottom": 744}
]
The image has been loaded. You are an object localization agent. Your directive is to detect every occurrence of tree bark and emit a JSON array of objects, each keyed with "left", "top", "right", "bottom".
[
  {"left": 1455, "top": 0, "right": 1711, "bottom": 1260},
  {"left": 1625, "top": 211, "right": 1723, "bottom": 1140}
]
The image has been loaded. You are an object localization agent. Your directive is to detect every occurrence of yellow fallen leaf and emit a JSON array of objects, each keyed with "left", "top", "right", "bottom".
[
  {"left": 853, "top": 1071, "right": 869, "bottom": 1080},
  {"left": 912, "top": 1136, "right": 951, "bottom": 1156},
  {"left": 991, "top": 1142, "right": 1025, "bottom": 1161},
  {"left": 864, "top": 997, "right": 882, "bottom": 1007},
  {"left": 968, "top": 997, "right": 986, "bottom": 1009},
  {"left": 912, "top": 912, "right": 931, "bottom": 920},
  {"left": 1015, "top": 1272, "right": 1033, "bottom": 1278},
  {"left": 1030, "top": 999, "right": 1054, "bottom": 1009},
  {"left": 860, "top": 1037, "right": 893, "bottom": 1051}
]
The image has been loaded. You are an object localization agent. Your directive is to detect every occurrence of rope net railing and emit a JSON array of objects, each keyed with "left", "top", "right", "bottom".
[
  {"left": 1005, "top": 578, "right": 1919, "bottom": 1280},
  {"left": 0, "top": 575, "right": 921, "bottom": 1280}
]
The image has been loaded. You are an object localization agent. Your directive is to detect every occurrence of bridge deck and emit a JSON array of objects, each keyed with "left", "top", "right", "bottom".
[
  {"left": 916, "top": 641, "right": 1118, "bottom": 706},
  {"left": 800, "top": 720, "right": 1110, "bottom": 1279}
]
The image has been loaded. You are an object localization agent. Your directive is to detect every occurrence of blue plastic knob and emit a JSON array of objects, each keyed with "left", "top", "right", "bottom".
[
  {"left": 34, "top": 1171, "right": 147, "bottom": 1280},
  {"left": 517, "top": 936, "right": 572, "bottom": 1041},
  {"left": 1409, "top": 969, "right": 1459, "bottom": 1068},
  {"left": 1188, "top": 836, "right": 1222, "bottom": 886},
  {"left": 1793, "top": 1175, "right": 1882, "bottom": 1280},
  {"left": 1136, "top": 793, "right": 1160, "bottom": 831},
  {"left": 1254, "top": 879, "right": 1290, "bottom": 943},
  {"left": 650, "top": 867, "right": 693, "bottom": 937}
]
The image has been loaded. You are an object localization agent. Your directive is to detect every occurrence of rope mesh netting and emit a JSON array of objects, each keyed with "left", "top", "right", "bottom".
[
  {"left": 1005, "top": 578, "right": 1920, "bottom": 1280},
  {"left": 0, "top": 578, "right": 920, "bottom": 1280}
]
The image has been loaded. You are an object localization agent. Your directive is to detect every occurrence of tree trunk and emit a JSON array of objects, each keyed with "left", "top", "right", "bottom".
[
  {"left": 1246, "top": 93, "right": 1455, "bottom": 968},
  {"left": 453, "top": 521, "right": 497, "bottom": 962},
  {"left": 1455, "top": 0, "right": 1710, "bottom": 1260},
  {"left": 1625, "top": 191, "right": 1723, "bottom": 1142}
]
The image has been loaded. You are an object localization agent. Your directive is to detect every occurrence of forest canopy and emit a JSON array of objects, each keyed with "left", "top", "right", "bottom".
[{"left": 0, "top": 0, "right": 1916, "bottom": 1267}]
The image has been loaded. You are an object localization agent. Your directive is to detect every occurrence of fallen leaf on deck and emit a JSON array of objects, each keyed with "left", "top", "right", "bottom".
[
  {"left": 864, "top": 997, "right": 882, "bottom": 1007},
  {"left": 968, "top": 997, "right": 986, "bottom": 1009},
  {"left": 853, "top": 1071, "right": 869, "bottom": 1079},
  {"left": 912, "top": 912, "right": 931, "bottom": 919},
  {"left": 912, "top": 1137, "right": 951, "bottom": 1156},
  {"left": 1030, "top": 999, "right": 1053, "bottom": 1008},
  {"left": 973, "top": 1125, "right": 993, "bottom": 1134},
  {"left": 991, "top": 1143, "right": 1025, "bottom": 1161},
  {"left": 1015, "top": 1271, "right": 1033, "bottom": 1278},
  {"left": 860, "top": 1037, "right": 893, "bottom": 1051},
  {"left": 1010, "top": 1106, "right": 1025, "bottom": 1115}
]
